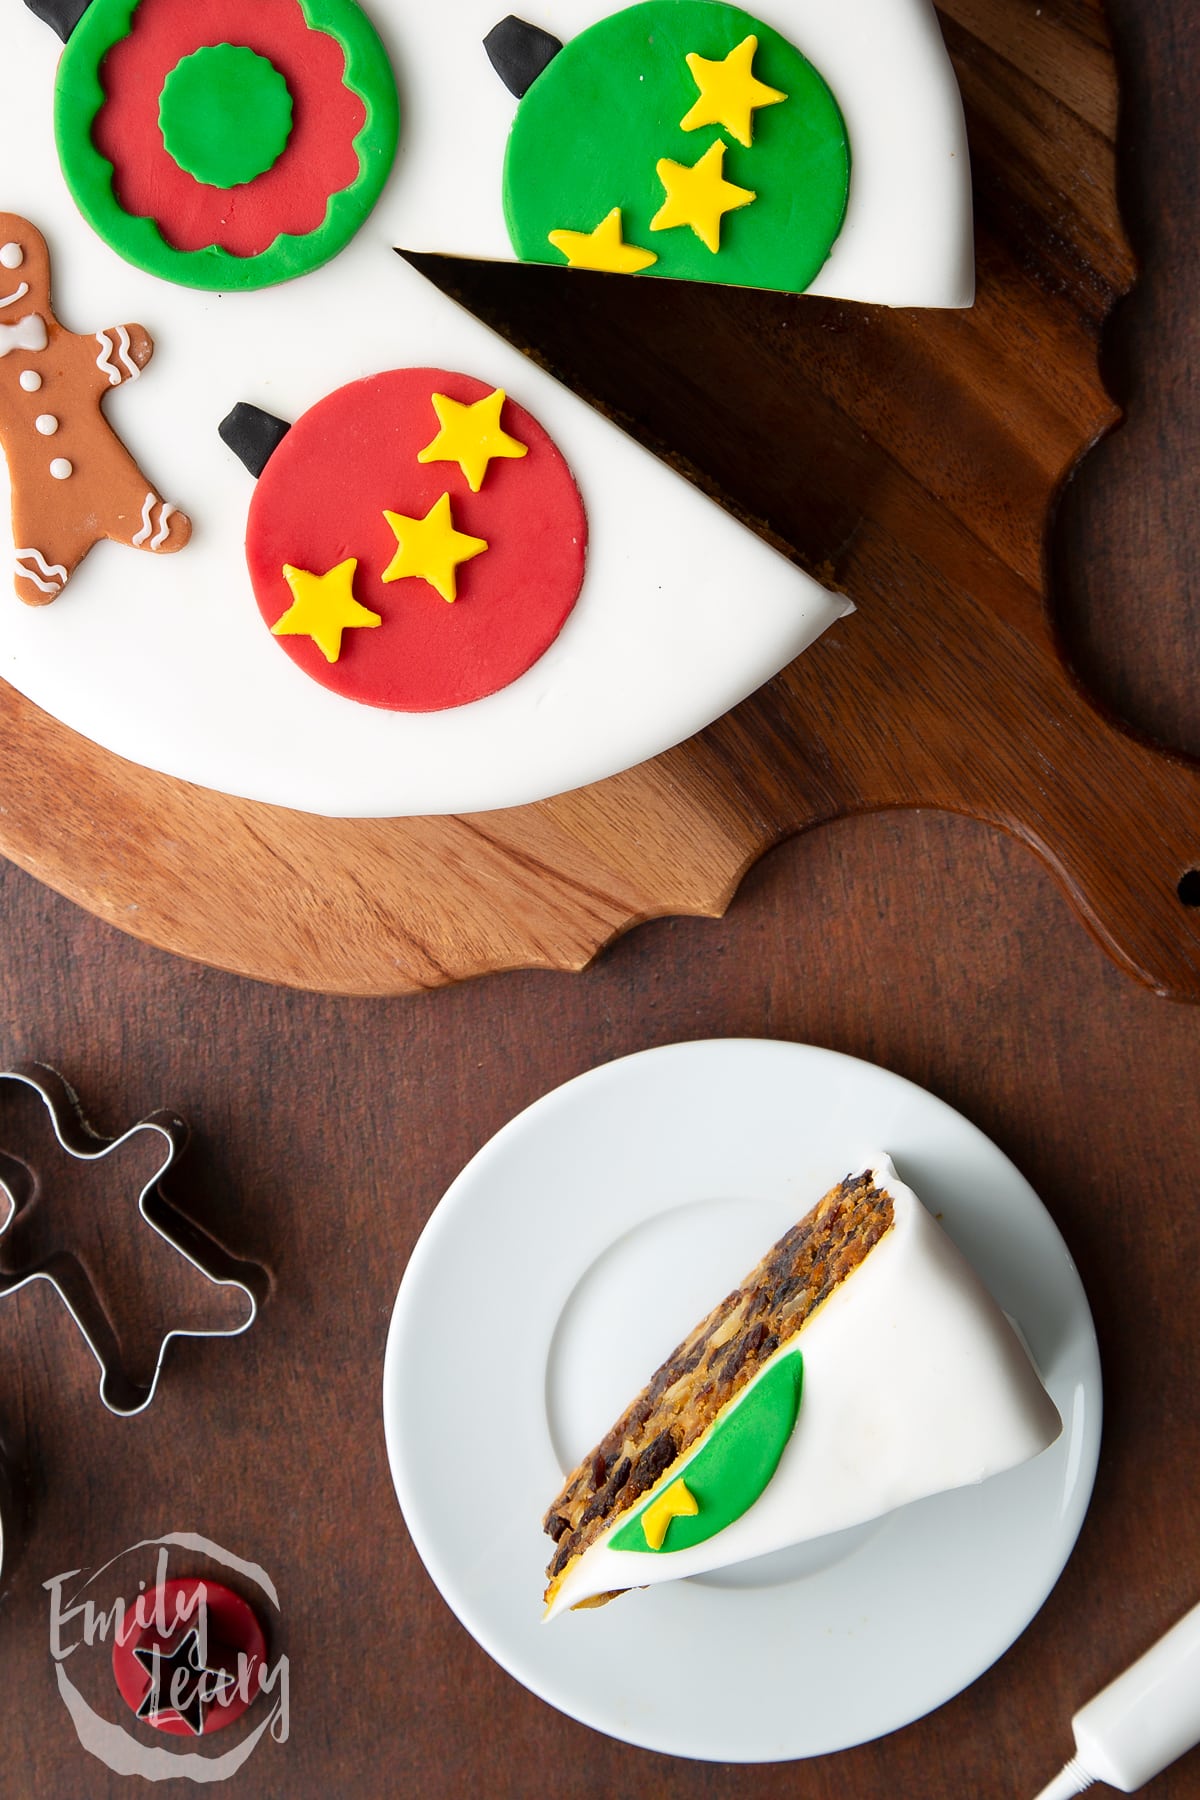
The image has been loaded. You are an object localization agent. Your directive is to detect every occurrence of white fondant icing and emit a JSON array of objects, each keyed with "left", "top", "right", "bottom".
[
  {"left": 0, "top": 243, "right": 24, "bottom": 271},
  {"left": 386, "top": 0, "right": 974, "bottom": 309},
  {"left": 0, "top": 314, "right": 46, "bottom": 358},
  {"left": 0, "top": 282, "right": 30, "bottom": 310},
  {"left": 545, "top": 1155, "right": 1061, "bottom": 1617},
  {"left": 48, "top": 458, "right": 72, "bottom": 480},
  {"left": 34, "top": 413, "right": 57, "bottom": 435},
  {"left": 18, "top": 370, "right": 41, "bottom": 392}
]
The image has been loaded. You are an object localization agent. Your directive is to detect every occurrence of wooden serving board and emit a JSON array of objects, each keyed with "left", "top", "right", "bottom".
[{"left": 4, "top": 0, "right": 1199, "bottom": 999}]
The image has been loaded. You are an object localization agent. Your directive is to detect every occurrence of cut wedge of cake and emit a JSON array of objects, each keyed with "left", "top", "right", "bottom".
[{"left": 543, "top": 1153, "right": 1061, "bottom": 1616}]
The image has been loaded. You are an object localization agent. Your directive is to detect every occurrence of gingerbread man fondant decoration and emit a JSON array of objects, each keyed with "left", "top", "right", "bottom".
[{"left": 0, "top": 213, "right": 190, "bottom": 605}]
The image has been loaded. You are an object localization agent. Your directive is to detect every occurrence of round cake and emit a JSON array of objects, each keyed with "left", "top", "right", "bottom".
[{"left": 0, "top": 0, "right": 970, "bottom": 816}]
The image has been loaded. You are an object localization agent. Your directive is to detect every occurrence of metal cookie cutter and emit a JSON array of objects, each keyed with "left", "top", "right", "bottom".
[{"left": 0, "top": 1062, "right": 259, "bottom": 1417}]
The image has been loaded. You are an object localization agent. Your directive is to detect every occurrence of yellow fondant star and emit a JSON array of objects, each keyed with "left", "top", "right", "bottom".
[
  {"left": 417, "top": 387, "right": 528, "bottom": 495},
  {"left": 641, "top": 1478, "right": 699, "bottom": 1550},
  {"left": 381, "top": 492, "right": 487, "bottom": 602},
  {"left": 650, "top": 140, "right": 755, "bottom": 253},
  {"left": 272, "top": 558, "right": 380, "bottom": 663},
  {"left": 547, "top": 207, "right": 658, "bottom": 274},
  {"left": 680, "top": 35, "right": 787, "bottom": 147}
]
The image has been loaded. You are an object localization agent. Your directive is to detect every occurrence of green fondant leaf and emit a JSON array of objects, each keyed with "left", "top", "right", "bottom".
[{"left": 610, "top": 1349, "right": 803, "bottom": 1554}]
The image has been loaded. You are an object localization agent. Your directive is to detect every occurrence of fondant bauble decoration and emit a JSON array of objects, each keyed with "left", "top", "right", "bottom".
[
  {"left": 0, "top": 212, "right": 190, "bottom": 605},
  {"left": 235, "top": 370, "right": 588, "bottom": 712},
  {"left": 499, "top": 1, "right": 850, "bottom": 293},
  {"left": 36, "top": 0, "right": 400, "bottom": 289}
]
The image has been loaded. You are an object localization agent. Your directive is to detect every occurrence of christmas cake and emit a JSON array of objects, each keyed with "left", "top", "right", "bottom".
[
  {"left": 542, "top": 1154, "right": 1061, "bottom": 1616},
  {"left": 0, "top": 0, "right": 972, "bottom": 816}
]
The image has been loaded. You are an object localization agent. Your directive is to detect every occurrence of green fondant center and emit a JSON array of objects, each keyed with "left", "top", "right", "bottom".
[
  {"left": 159, "top": 44, "right": 294, "bottom": 189},
  {"left": 611, "top": 1349, "right": 804, "bottom": 1554}
]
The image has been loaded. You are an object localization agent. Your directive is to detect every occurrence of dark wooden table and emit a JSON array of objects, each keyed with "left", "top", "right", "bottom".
[{"left": 2, "top": 0, "right": 1199, "bottom": 1793}]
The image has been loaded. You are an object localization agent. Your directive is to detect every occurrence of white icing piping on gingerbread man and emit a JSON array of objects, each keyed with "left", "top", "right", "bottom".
[
  {"left": 0, "top": 313, "right": 48, "bottom": 358},
  {"left": 13, "top": 546, "right": 67, "bottom": 597},
  {"left": 95, "top": 325, "right": 140, "bottom": 386}
]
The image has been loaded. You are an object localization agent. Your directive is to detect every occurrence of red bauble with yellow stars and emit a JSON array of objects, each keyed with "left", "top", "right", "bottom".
[{"left": 245, "top": 367, "right": 588, "bottom": 712}]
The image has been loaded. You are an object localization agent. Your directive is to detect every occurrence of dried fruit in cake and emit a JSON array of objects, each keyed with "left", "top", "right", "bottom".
[{"left": 543, "top": 1154, "right": 1061, "bottom": 1616}]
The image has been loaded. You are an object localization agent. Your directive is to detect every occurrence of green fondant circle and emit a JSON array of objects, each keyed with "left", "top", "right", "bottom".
[
  {"left": 159, "top": 46, "right": 294, "bottom": 189},
  {"left": 503, "top": 0, "right": 849, "bottom": 294},
  {"left": 54, "top": 0, "right": 401, "bottom": 292},
  {"left": 611, "top": 1349, "right": 804, "bottom": 1554}
]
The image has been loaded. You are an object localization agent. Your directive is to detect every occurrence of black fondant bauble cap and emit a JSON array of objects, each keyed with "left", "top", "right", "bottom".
[
  {"left": 219, "top": 403, "right": 292, "bottom": 479},
  {"left": 25, "top": 0, "right": 93, "bottom": 42},
  {"left": 484, "top": 15, "right": 563, "bottom": 98}
]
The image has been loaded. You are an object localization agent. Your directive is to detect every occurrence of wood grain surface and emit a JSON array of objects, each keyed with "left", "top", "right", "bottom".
[
  {"left": 4, "top": 0, "right": 1200, "bottom": 1000},
  {"left": 0, "top": 0, "right": 1199, "bottom": 1796}
]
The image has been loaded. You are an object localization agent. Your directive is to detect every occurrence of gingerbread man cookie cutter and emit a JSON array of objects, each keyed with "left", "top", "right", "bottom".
[
  {"left": 0, "top": 213, "right": 191, "bottom": 604},
  {"left": 0, "top": 1062, "right": 258, "bottom": 1416}
]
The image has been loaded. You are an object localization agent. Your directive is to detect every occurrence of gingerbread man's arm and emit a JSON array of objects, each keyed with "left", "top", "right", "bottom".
[{"left": 92, "top": 322, "right": 153, "bottom": 392}]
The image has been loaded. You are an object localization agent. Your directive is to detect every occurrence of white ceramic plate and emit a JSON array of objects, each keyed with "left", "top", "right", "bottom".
[{"left": 382, "top": 1039, "right": 1101, "bottom": 1762}]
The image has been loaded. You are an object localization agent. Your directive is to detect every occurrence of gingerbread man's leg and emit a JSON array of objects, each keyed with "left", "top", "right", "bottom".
[
  {"left": 10, "top": 490, "right": 94, "bottom": 607},
  {"left": 10, "top": 418, "right": 191, "bottom": 606},
  {"left": 88, "top": 412, "right": 190, "bottom": 561},
  {"left": 112, "top": 484, "right": 192, "bottom": 560}
]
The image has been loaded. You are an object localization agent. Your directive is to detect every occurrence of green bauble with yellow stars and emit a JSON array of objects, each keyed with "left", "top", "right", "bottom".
[{"left": 500, "top": 0, "right": 850, "bottom": 293}]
